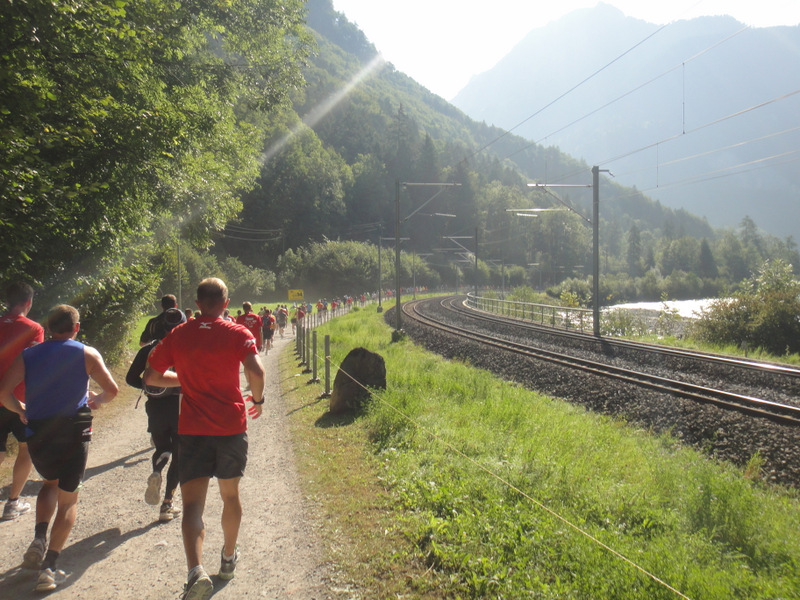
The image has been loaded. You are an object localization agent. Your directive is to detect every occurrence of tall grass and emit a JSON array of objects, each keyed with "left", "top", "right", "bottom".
[{"left": 314, "top": 308, "right": 800, "bottom": 599}]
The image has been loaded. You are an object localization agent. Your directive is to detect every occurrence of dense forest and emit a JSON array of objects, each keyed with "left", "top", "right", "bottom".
[{"left": 1, "top": 0, "right": 797, "bottom": 362}]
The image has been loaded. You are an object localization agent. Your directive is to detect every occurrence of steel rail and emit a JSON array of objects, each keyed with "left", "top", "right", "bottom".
[
  {"left": 403, "top": 298, "right": 800, "bottom": 427},
  {"left": 464, "top": 296, "right": 800, "bottom": 378}
]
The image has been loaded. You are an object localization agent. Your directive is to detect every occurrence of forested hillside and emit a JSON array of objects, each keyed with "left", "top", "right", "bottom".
[
  {"left": 1, "top": 0, "right": 797, "bottom": 363},
  {"left": 216, "top": 0, "right": 798, "bottom": 301}
]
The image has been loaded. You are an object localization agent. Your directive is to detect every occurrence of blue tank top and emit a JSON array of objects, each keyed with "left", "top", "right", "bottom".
[{"left": 23, "top": 339, "right": 89, "bottom": 419}]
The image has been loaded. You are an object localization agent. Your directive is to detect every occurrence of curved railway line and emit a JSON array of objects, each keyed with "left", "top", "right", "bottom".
[{"left": 393, "top": 296, "right": 800, "bottom": 487}]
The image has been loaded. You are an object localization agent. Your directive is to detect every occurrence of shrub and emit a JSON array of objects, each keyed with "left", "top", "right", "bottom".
[{"left": 693, "top": 259, "right": 800, "bottom": 354}]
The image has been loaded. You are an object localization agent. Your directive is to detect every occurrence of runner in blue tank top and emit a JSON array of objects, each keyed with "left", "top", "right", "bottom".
[{"left": 0, "top": 304, "right": 118, "bottom": 593}]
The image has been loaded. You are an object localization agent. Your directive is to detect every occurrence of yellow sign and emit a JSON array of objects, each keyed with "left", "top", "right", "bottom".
[{"left": 288, "top": 289, "right": 304, "bottom": 301}]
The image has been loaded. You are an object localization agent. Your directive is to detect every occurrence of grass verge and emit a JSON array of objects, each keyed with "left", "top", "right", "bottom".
[{"left": 282, "top": 306, "right": 800, "bottom": 599}]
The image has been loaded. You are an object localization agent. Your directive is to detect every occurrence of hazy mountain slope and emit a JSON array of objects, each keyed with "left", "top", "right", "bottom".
[
  {"left": 295, "top": 0, "right": 713, "bottom": 241},
  {"left": 452, "top": 3, "right": 800, "bottom": 241}
]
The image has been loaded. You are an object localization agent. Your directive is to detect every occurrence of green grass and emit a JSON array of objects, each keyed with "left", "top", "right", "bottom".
[{"left": 283, "top": 306, "right": 800, "bottom": 599}]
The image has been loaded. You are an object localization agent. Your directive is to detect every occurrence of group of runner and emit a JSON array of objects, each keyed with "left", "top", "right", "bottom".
[{"left": 0, "top": 278, "right": 271, "bottom": 599}]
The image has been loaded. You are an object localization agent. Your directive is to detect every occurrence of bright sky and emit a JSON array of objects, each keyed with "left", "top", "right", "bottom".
[{"left": 331, "top": 1, "right": 800, "bottom": 100}]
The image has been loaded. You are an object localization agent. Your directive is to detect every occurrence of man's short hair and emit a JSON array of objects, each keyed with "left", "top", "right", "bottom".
[
  {"left": 242, "top": 301, "right": 252, "bottom": 312},
  {"left": 161, "top": 294, "right": 178, "bottom": 310},
  {"left": 5, "top": 281, "right": 34, "bottom": 308},
  {"left": 196, "top": 278, "right": 228, "bottom": 310},
  {"left": 47, "top": 304, "right": 79, "bottom": 335}
]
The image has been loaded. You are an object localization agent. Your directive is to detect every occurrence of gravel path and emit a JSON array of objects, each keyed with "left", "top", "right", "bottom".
[{"left": 0, "top": 335, "right": 334, "bottom": 599}]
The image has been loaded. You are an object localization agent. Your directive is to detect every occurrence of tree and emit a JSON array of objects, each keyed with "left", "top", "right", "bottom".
[
  {"left": 386, "top": 105, "right": 419, "bottom": 181},
  {"left": 238, "top": 126, "right": 352, "bottom": 264},
  {"left": 698, "top": 238, "right": 718, "bottom": 279},
  {"left": 275, "top": 239, "right": 384, "bottom": 298},
  {"left": 0, "top": 0, "right": 310, "bottom": 359},
  {"left": 626, "top": 224, "right": 642, "bottom": 277},
  {"left": 694, "top": 259, "right": 800, "bottom": 355}
]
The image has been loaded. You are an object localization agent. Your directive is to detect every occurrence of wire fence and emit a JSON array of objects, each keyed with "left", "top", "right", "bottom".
[{"left": 467, "top": 292, "right": 596, "bottom": 333}]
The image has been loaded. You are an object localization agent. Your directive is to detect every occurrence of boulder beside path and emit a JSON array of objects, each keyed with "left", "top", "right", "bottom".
[{"left": 329, "top": 347, "right": 386, "bottom": 414}]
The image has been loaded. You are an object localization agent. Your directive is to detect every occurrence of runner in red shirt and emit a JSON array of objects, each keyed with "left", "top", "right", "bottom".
[
  {"left": 0, "top": 282, "right": 44, "bottom": 521},
  {"left": 144, "top": 278, "right": 265, "bottom": 599},
  {"left": 235, "top": 302, "right": 263, "bottom": 352},
  {"left": 261, "top": 309, "right": 275, "bottom": 351}
]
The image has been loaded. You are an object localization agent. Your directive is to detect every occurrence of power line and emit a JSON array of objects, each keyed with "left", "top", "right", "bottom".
[
  {"left": 224, "top": 223, "right": 283, "bottom": 234},
  {"left": 612, "top": 125, "right": 800, "bottom": 180},
  {"left": 458, "top": 15, "right": 798, "bottom": 206},
  {"left": 545, "top": 87, "right": 800, "bottom": 189},
  {"left": 638, "top": 149, "right": 800, "bottom": 193},
  {"left": 505, "top": 25, "right": 750, "bottom": 162},
  {"left": 599, "top": 88, "right": 800, "bottom": 168},
  {"left": 214, "top": 231, "right": 282, "bottom": 242},
  {"left": 460, "top": 19, "right": 675, "bottom": 166}
]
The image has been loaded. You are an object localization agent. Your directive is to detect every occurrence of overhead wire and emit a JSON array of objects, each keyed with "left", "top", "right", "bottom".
[
  {"left": 543, "top": 86, "right": 800, "bottom": 191},
  {"left": 504, "top": 24, "right": 751, "bottom": 162},
  {"left": 638, "top": 150, "right": 800, "bottom": 192},
  {"left": 611, "top": 124, "right": 800, "bottom": 180},
  {"left": 213, "top": 232, "right": 283, "bottom": 242},
  {"left": 459, "top": 9, "right": 797, "bottom": 205},
  {"left": 596, "top": 88, "right": 800, "bottom": 170},
  {"left": 224, "top": 223, "right": 283, "bottom": 234},
  {"left": 460, "top": 18, "right": 677, "bottom": 167}
]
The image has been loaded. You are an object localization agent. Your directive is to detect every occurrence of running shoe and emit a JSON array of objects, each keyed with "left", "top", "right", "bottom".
[
  {"left": 159, "top": 502, "right": 181, "bottom": 522},
  {"left": 145, "top": 471, "right": 162, "bottom": 506},
  {"left": 218, "top": 546, "right": 239, "bottom": 581},
  {"left": 22, "top": 537, "right": 46, "bottom": 569},
  {"left": 2, "top": 498, "right": 31, "bottom": 520},
  {"left": 34, "top": 567, "right": 66, "bottom": 592},
  {"left": 181, "top": 566, "right": 213, "bottom": 600}
]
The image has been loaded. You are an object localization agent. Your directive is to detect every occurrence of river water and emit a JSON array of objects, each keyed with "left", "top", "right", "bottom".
[{"left": 607, "top": 299, "right": 716, "bottom": 319}]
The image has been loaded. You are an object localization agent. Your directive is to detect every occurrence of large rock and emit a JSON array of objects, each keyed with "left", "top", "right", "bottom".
[{"left": 329, "top": 347, "right": 386, "bottom": 414}]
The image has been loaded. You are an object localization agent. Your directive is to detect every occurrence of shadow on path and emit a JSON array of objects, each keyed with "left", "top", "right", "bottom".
[
  {"left": 1, "top": 447, "right": 150, "bottom": 503},
  {"left": 0, "top": 521, "right": 160, "bottom": 598},
  {"left": 84, "top": 446, "right": 150, "bottom": 481}
]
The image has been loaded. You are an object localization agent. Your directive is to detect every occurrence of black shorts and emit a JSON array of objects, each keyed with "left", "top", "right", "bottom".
[
  {"left": 263, "top": 329, "right": 274, "bottom": 340},
  {"left": 145, "top": 396, "right": 179, "bottom": 435},
  {"left": 0, "top": 405, "right": 27, "bottom": 451},
  {"left": 27, "top": 411, "right": 93, "bottom": 493},
  {"left": 178, "top": 432, "right": 248, "bottom": 484}
]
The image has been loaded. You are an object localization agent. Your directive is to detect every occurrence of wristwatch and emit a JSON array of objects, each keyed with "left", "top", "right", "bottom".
[{"left": 252, "top": 396, "right": 265, "bottom": 405}]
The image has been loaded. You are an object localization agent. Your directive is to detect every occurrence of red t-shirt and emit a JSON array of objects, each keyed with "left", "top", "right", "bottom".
[
  {"left": 236, "top": 312, "right": 263, "bottom": 346},
  {"left": 0, "top": 313, "right": 44, "bottom": 400},
  {"left": 147, "top": 316, "right": 257, "bottom": 436}
]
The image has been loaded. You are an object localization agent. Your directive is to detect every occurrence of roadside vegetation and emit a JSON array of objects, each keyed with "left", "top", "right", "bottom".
[
  {"left": 283, "top": 306, "right": 800, "bottom": 599},
  {"left": 501, "top": 258, "right": 800, "bottom": 366}
]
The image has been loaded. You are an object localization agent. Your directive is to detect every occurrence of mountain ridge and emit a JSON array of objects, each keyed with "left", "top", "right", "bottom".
[{"left": 452, "top": 4, "right": 800, "bottom": 241}]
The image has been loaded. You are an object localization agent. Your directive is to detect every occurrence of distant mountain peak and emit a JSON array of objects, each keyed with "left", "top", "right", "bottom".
[{"left": 452, "top": 8, "right": 800, "bottom": 242}]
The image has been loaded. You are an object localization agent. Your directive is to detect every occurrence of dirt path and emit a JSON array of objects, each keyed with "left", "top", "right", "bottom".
[{"left": 0, "top": 335, "right": 335, "bottom": 599}]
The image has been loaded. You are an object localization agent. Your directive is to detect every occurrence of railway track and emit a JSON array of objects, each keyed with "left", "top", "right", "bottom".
[{"left": 402, "top": 296, "right": 800, "bottom": 427}]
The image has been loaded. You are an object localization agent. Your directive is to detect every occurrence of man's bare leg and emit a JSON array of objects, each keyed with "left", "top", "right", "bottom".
[
  {"left": 10, "top": 442, "right": 32, "bottom": 499},
  {"left": 35, "top": 480, "right": 59, "bottom": 529},
  {"left": 47, "top": 488, "right": 79, "bottom": 553},
  {"left": 181, "top": 477, "right": 210, "bottom": 570},
  {"left": 218, "top": 477, "right": 242, "bottom": 557}
]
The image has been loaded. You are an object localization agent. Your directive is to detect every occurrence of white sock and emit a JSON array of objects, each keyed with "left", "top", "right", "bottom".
[{"left": 188, "top": 565, "right": 204, "bottom": 579}]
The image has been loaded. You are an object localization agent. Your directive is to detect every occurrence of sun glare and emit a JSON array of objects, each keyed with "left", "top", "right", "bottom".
[{"left": 261, "top": 54, "right": 386, "bottom": 164}]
